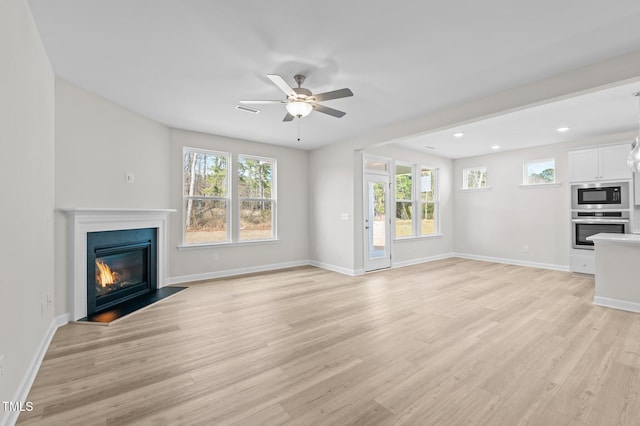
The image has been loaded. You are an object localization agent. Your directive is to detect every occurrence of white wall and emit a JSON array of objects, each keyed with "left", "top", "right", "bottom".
[
  {"left": 452, "top": 135, "right": 635, "bottom": 269},
  {"left": 168, "top": 129, "right": 309, "bottom": 282},
  {"left": 54, "top": 78, "right": 171, "bottom": 315},
  {"left": 0, "top": 0, "right": 55, "bottom": 416}
]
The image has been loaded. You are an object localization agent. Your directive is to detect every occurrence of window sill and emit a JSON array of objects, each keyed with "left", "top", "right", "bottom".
[
  {"left": 458, "top": 187, "right": 491, "bottom": 192},
  {"left": 518, "top": 182, "right": 562, "bottom": 189},
  {"left": 177, "top": 239, "right": 279, "bottom": 250},
  {"left": 394, "top": 234, "right": 443, "bottom": 242}
]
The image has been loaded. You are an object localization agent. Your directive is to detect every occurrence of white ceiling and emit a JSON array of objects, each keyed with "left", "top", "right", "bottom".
[
  {"left": 28, "top": 0, "right": 640, "bottom": 154},
  {"left": 395, "top": 80, "right": 640, "bottom": 158}
]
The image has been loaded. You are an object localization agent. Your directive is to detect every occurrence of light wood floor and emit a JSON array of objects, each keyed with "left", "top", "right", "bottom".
[{"left": 17, "top": 258, "right": 640, "bottom": 425}]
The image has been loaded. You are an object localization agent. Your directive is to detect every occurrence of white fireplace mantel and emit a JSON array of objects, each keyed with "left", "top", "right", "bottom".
[{"left": 61, "top": 208, "right": 176, "bottom": 320}]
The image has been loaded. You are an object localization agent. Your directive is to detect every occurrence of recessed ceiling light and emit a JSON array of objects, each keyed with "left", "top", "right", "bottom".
[
  {"left": 557, "top": 126, "right": 570, "bottom": 132},
  {"left": 453, "top": 132, "right": 465, "bottom": 138},
  {"left": 491, "top": 145, "right": 501, "bottom": 150}
]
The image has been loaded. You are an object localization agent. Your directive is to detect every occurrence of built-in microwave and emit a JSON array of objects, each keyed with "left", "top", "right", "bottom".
[{"left": 571, "top": 181, "right": 629, "bottom": 210}]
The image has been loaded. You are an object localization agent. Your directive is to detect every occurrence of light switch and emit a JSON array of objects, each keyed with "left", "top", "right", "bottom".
[
  {"left": 340, "top": 213, "right": 350, "bottom": 221},
  {"left": 125, "top": 173, "right": 135, "bottom": 184}
]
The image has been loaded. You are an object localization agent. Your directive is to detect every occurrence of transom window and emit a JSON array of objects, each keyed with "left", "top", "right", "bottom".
[
  {"left": 523, "top": 158, "right": 555, "bottom": 185},
  {"left": 462, "top": 167, "right": 487, "bottom": 190}
]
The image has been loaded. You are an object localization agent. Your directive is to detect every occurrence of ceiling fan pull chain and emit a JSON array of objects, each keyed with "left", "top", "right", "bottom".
[{"left": 297, "top": 119, "right": 301, "bottom": 142}]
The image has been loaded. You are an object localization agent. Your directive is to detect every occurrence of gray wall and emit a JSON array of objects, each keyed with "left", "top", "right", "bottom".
[
  {"left": 307, "top": 52, "right": 640, "bottom": 275},
  {"left": 54, "top": 78, "right": 171, "bottom": 316},
  {"left": 452, "top": 134, "right": 635, "bottom": 269},
  {"left": 0, "top": 0, "right": 55, "bottom": 411},
  {"left": 168, "top": 129, "right": 310, "bottom": 282},
  {"left": 308, "top": 141, "right": 357, "bottom": 273}
]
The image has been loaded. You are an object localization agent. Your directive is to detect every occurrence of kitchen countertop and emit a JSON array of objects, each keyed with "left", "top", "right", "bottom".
[{"left": 587, "top": 233, "right": 640, "bottom": 246}]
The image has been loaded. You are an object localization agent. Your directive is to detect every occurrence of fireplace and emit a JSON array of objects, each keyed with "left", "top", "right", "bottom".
[
  {"left": 87, "top": 228, "right": 157, "bottom": 316},
  {"left": 63, "top": 208, "right": 175, "bottom": 321}
]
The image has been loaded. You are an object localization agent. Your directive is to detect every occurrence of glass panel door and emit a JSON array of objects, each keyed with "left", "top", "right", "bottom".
[{"left": 364, "top": 174, "right": 391, "bottom": 271}]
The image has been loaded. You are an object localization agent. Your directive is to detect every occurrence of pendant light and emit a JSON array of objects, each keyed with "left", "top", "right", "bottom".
[{"left": 627, "top": 91, "right": 640, "bottom": 172}]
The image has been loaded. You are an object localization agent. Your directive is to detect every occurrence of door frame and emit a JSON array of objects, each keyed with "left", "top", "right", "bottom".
[{"left": 362, "top": 156, "right": 392, "bottom": 272}]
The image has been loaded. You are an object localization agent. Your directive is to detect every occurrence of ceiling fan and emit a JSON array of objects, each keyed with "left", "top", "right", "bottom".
[{"left": 240, "top": 74, "right": 353, "bottom": 121}]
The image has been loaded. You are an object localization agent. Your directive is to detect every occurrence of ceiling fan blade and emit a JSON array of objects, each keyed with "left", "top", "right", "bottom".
[
  {"left": 267, "top": 74, "right": 296, "bottom": 98},
  {"left": 239, "top": 100, "right": 285, "bottom": 104},
  {"left": 283, "top": 112, "right": 295, "bottom": 122},
  {"left": 311, "top": 103, "right": 346, "bottom": 118},
  {"left": 312, "top": 88, "right": 354, "bottom": 102}
]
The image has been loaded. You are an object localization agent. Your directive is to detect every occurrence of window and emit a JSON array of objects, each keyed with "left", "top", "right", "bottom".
[
  {"left": 364, "top": 157, "right": 389, "bottom": 174},
  {"left": 463, "top": 167, "right": 487, "bottom": 189},
  {"left": 183, "top": 149, "right": 230, "bottom": 244},
  {"left": 395, "top": 163, "right": 439, "bottom": 238},
  {"left": 395, "top": 163, "right": 413, "bottom": 238},
  {"left": 238, "top": 156, "right": 276, "bottom": 241},
  {"left": 523, "top": 158, "right": 555, "bottom": 185},
  {"left": 420, "top": 167, "right": 437, "bottom": 236},
  {"left": 183, "top": 148, "right": 277, "bottom": 245}
]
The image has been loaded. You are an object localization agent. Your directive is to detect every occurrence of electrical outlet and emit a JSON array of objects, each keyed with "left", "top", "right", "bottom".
[
  {"left": 523, "top": 245, "right": 530, "bottom": 253},
  {"left": 47, "top": 293, "right": 53, "bottom": 309}
]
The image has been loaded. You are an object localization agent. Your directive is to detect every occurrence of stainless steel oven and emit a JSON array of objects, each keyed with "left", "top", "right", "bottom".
[
  {"left": 571, "top": 181, "right": 629, "bottom": 210},
  {"left": 571, "top": 211, "right": 629, "bottom": 249}
]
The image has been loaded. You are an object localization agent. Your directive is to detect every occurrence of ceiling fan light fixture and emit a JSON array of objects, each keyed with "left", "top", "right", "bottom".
[{"left": 286, "top": 101, "right": 313, "bottom": 118}]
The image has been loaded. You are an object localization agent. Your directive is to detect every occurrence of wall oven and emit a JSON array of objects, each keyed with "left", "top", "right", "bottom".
[
  {"left": 571, "top": 181, "right": 629, "bottom": 210},
  {"left": 571, "top": 211, "right": 629, "bottom": 250}
]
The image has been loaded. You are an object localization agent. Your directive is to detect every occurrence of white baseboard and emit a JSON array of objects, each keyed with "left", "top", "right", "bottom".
[
  {"left": 167, "top": 260, "right": 312, "bottom": 284},
  {"left": 392, "top": 252, "right": 456, "bottom": 269},
  {"left": 593, "top": 296, "right": 640, "bottom": 313},
  {"left": 453, "top": 252, "right": 570, "bottom": 272},
  {"left": 2, "top": 314, "right": 69, "bottom": 426},
  {"left": 308, "top": 260, "right": 362, "bottom": 276}
]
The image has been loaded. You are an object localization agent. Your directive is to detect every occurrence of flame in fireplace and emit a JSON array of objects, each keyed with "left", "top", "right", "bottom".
[{"left": 96, "top": 261, "right": 116, "bottom": 287}]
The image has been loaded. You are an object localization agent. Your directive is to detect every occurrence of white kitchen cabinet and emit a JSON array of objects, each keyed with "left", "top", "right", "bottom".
[
  {"left": 570, "top": 253, "right": 595, "bottom": 274},
  {"left": 569, "top": 144, "right": 632, "bottom": 182}
]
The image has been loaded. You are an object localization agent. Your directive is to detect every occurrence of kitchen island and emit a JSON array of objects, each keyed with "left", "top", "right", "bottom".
[{"left": 587, "top": 232, "right": 640, "bottom": 313}]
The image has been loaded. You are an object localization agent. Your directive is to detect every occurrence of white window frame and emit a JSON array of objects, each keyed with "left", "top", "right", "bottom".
[
  {"left": 462, "top": 166, "right": 487, "bottom": 190},
  {"left": 394, "top": 162, "right": 440, "bottom": 239},
  {"left": 419, "top": 166, "right": 439, "bottom": 237},
  {"left": 395, "top": 162, "right": 414, "bottom": 239},
  {"left": 182, "top": 147, "right": 231, "bottom": 245},
  {"left": 237, "top": 154, "right": 277, "bottom": 242},
  {"left": 523, "top": 158, "right": 556, "bottom": 185},
  {"left": 181, "top": 148, "right": 278, "bottom": 247}
]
